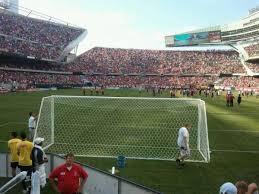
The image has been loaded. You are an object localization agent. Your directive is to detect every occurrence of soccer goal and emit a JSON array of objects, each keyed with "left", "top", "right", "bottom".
[{"left": 35, "top": 95, "right": 210, "bottom": 163}]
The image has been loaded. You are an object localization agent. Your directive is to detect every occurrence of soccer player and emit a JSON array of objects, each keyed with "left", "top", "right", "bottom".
[
  {"left": 17, "top": 131, "right": 34, "bottom": 193},
  {"left": 82, "top": 88, "right": 86, "bottom": 96},
  {"left": 49, "top": 153, "right": 88, "bottom": 194},
  {"left": 8, "top": 131, "right": 21, "bottom": 177},
  {"left": 237, "top": 94, "right": 242, "bottom": 106},
  {"left": 28, "top": 112, "right": 37, "bottom": 141},
  {"left": 176, "top": 123, "right": 192, "bottom": 167}
]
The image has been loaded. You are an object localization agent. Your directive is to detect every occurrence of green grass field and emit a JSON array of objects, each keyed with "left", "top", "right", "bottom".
[{"left": 1, "top": 88, "right": 259, "bottom": 194}]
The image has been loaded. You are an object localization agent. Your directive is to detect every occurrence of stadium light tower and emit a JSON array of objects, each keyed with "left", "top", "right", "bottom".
[{"left": 0, "top": 0, "right": 19, "bottom": 14}]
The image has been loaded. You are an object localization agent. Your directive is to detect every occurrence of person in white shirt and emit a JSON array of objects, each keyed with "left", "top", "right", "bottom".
[
  {"left": 30, "top": 137, "right": 48, "bottom": 192},
  {"left": 176, "top": 123, "right": 192, "bottom": 167},
  {"left": 28, "top": 112, "right": 37, "bottom": 141}
]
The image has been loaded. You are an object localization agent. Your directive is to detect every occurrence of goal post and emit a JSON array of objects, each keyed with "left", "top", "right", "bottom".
[
  {"left": 34, "top": 96, "right": 55, "bottom": 150},
  {"left": 35, "top": 95, "right": 210, "bottom": 163}
]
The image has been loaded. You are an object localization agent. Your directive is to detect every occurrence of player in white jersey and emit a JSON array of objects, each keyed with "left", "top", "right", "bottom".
[
  {"left": 176, "top": 123, "right": 192, "bottom": 167},
  {"left": 28, "top": 112, "right": 37, "bottom": 141}
]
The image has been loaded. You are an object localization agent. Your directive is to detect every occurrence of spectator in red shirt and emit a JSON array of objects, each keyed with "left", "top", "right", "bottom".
[{"left": 49, "top": 153, "right": 88, "bottom": 194}]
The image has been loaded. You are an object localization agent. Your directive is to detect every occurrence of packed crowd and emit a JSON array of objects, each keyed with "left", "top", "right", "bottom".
[
  {"left": 0, "top": 36, "right": 61, "bottom": 60},
  {"left": 0, "top": 11, "right": 84, "bottom": 60},
  {"left": 244, "top": 43, "right": 259, "bottom": 57},
  {"left": 86, "top": 75, "right": 218, "bottom": 88},
  {"left": 1, "top": 46, "right": 258, "bottom": 89},
  {"left": 66, "top": 47, "right": 245, "bottom": 74},
  {"left": 0, "top": 70, "right": 82, "bottom": 86},
  {"left": 222, "top": 76, "right": 259, "bottom": 88},
  {"left": 246, "top": 62, "right": 259, "bottom": 73},
  {"left": 1, "top": 69, "right": 258, "bottom": 89},
  {"left": 0, "top": 62, "right": 64, "bottom": 72},
  {"left": 0, "top": 11, "right": 83, "bottom": 46}
]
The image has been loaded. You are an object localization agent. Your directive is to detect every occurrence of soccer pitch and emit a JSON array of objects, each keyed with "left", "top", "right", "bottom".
[{"left": 0, "top": 89, "right": 259, "bottom": 194}]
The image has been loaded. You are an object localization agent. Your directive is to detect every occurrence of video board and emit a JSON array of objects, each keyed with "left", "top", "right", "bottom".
[{"left": 168, "top": 31, "right": 221, "bottom": 47}]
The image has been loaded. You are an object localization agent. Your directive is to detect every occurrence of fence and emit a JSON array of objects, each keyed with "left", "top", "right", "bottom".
[{"left": 0, "top": 152, "right": 162, "bottom": 194}]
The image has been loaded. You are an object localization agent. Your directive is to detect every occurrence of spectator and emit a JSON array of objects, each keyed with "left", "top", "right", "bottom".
[
  {"left": 49, "top": 153, "right": 88, "bottom": 194},
  {"left": 247, "top": 183, "right": 258, "bottom": 194},
  {"left": 236, "top": 181, "right": 258, "bottom": 194},
  {"left": 220, "top": 182, "right": 237, "bottom": 194},
  {"left": 235, "top": 181, "right": 248, "bottom": 194}
]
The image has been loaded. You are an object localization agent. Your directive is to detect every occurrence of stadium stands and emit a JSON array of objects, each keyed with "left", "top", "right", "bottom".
[
  {"left": 66, "top": 47, "right": 245, "bottom": 74},
  {"left": 244, "top": 43, "right": 259, "bottom": 58},
  {"left": 0, "top": 70, "right": 82, "bottom": 87},
  {"left": 85, "top": 75, "right": 218, "bottom": 88},
  {"left": 1, "top": 47, "right": 259, "bottom": 90},
  {"left": 1, "top": 69, "right": 258, "bottom": 90},
  {"left": 221, "top": 76, "right": 258, "bottom": 87},
  {"left": 245, "top": 62, "right": 259, "bottom": 73},
  {"left": 0, "top": 9, "right": 84, "bottom": 60}
]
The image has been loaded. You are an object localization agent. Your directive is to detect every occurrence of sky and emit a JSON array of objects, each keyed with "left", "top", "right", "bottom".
[{"left": 17, "top": 0, "right": 259, "bottom": 54}]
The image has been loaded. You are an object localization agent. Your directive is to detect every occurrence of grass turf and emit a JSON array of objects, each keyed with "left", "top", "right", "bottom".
[{"left": 0, "top": 88, "right": 259, "bottom": 194}]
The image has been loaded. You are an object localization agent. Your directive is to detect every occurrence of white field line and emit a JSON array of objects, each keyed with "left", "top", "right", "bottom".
[
  {"left": 210, "top": 129, "right": 259, "bottom": 133},
  {"left": 54, "top": 142, "right": 179, "bottom": 149},
  {"left": 0, "top": 122, "right": 26, "bottom": 127},
  {"left": 56, "top": 123, "right": 178, "bottom": 131},
  {"left": 211, "top": 149, "right": 259, "bottom": 154},
  {"left": 55, "top": 143, "right": 259, "bottom": 154},
  {"left": 0, "top": 122, "right": 9, "bottom": 127}
]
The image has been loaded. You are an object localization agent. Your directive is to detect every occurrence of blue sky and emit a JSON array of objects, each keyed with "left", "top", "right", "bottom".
[{"left": 19, "top": 0, "right": 259, "bottom": 53}]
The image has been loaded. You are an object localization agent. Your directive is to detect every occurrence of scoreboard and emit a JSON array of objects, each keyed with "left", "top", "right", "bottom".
[{"left": 165, "top": 31, "right": 221, "bottom": 47}]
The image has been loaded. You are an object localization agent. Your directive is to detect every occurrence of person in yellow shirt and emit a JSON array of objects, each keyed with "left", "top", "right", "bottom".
[
  {"left": 8, "top": 131, "right": 21, "bottom": 177},
  {"left": 17, "top": 131, "right": 34, "bottom": 193}
]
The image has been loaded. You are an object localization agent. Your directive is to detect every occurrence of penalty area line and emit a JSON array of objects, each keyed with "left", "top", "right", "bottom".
[
  {"left": 0, "top": 122, "right": 9, "bottom": 127},
  {"left": 210, "top": 129, "right": 259, "bottom": 133},
  {"left": 0, "top": 122, "right": 26, "bottom": 128},
  {"left": 211, "top": 149, "right": 259, "bottom": 154}
]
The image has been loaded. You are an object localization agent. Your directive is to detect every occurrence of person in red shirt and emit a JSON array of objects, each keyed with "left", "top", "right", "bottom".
[{"left": 49, "top": 153, "right": 88, "bottom": 194}]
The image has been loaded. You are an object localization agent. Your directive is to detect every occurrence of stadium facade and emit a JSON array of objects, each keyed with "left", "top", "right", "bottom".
[
  {"left": 165, "top": 7, "right": 259, "bottom": 76},
  {"left": 165, "top": 6, "right": 259, "bottom": 46},
  {"left": 0, "top": 0, "right": 18, "bottom": 14}
]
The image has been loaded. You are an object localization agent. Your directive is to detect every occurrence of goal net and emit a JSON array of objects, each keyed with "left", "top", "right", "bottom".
[{"left": 35, "top": 95, "right": 210, "bottom": 162}]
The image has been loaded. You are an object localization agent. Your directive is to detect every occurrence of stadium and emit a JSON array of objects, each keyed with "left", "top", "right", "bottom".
[{"left": 0, "top": 1, "right": 259, "bottom": 194}]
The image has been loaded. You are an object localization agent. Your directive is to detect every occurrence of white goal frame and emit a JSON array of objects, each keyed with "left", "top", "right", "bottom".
[{"left": 35, "top": 95, "right": 210, "bottom": 163}]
